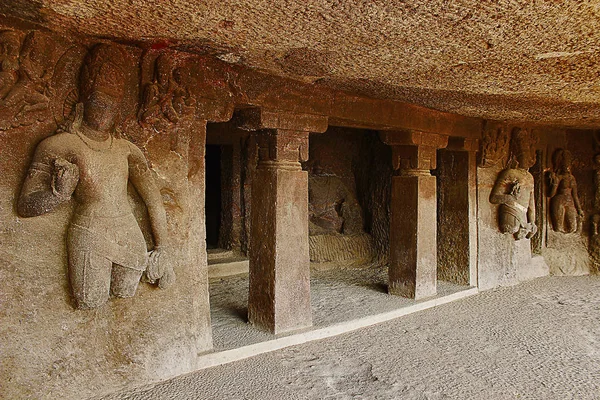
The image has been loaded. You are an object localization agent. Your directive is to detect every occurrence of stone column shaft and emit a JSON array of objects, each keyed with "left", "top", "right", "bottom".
[
  {"left": 240, "top": 109, "right": 327, "bottom": 334},
  {"left": 248, "top": 129, "right": 312, "bottom": 333},
  {"left": 381, "top": 131, "right": 448, "bottom": 299}
]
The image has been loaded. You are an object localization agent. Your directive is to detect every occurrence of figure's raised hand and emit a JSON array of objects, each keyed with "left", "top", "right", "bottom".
[{"left": 52, "top": 158, "right": 79, "bottom": 200}]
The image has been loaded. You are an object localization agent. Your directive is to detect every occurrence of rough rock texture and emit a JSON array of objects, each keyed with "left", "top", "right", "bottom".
[{"left": 3, "top": 1, "right": 600, "bottom": 126}]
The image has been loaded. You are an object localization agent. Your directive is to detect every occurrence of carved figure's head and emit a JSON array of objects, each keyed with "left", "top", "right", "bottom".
[
  {"left": 510, "top": 128, "right": 537, "bottom": 169},
  {"left": 0, "top": 30, "right": 21, "bottom": 72},
  {"left": 552, "top": 148, "right": 573, "bottom": 173},
  {"left": 79, "top": 44, "right": 128, "bottom": 131},
  {"left": 155, "top": 53, "right": 175, "bottom": 87}
]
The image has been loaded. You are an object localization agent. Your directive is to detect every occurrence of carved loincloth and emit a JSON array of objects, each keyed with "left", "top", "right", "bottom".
[
  {"left": 68, "top": 213, "right": 148, "bottom": 271},
  {"left": 500, "top": 202, "right": 528, "bottom": 228}
]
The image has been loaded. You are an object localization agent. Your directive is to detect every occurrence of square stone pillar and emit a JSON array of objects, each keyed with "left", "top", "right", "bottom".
[
  {"left": 238, "top": 109, "right": 328, "bottom": 334},
  {"left": 380, "top": 131, "right": 448, "bottom": 299},
  {"left": 437, "top": 137, "right": 479, "bottom": 287}
]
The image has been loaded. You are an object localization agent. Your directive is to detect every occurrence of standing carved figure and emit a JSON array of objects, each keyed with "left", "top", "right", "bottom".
[
  {"left": 18, "top": 44, "right": 174, "bottom": 309},
  {"left": 547, "top": 148, "right": 583, "bottom": 233},
  {"left": 489, "top": 128, "right": 538, "bottom": 240}
]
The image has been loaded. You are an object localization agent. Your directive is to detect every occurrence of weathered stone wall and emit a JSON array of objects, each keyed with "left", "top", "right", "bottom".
[{"left": 0, "top": 28, "right": 214, "bottom": 400}]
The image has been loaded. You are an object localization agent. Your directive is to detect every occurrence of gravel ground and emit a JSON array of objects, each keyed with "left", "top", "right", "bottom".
[{"left": 99, "top": 276, "right": 600, "bottom": 400}]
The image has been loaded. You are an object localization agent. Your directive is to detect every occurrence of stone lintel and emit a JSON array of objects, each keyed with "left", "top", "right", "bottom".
[
  {"left": 236, "top": 108, "right": 328, "bottom": 133},
  {"left": 379, "top": 130, "right": 449, "bottom": 148},
  {"left": 196, "top": 96, "right": 235, "bottom": 122}
]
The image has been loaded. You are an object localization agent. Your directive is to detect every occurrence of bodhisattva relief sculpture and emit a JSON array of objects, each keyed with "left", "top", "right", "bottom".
[
  {"left": 18, "top": 44, "right": 174, "bottom": 309},
  {"left": 489, "top": 128, "right": 538, "bottom": 240},
  {"left": 547, "top": 148, "right": 583, "bottom": 233}
]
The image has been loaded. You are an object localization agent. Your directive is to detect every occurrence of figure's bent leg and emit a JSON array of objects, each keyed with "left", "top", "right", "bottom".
[
  {"left": 68, "top": 249, "right": 112, "bottom": 309},
  {"left": 551, "top": 199, "right": 566, "bottom": 232},
  {"left": 498, "top": 212, "right": 519, "bottom": 235},
  {"left": 110, "top": 265, "right": 143, "bottom": 298},
  {"left": 564, "top": 206, "right": 578, "bottom": 233}
]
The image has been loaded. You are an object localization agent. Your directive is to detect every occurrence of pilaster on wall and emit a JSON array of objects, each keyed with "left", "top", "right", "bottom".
[
  {"left": 437, "top": 137, "right": 479, "bottom": 287},
  {"left": 380, "top": 130, "right": 448, "bottom": 299},
  {"left": 239, "top": 108, "right": 327, "bottom": 334}
]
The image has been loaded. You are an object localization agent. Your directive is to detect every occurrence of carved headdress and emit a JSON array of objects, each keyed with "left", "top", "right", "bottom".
[{"left": 79, "top": 43, "right": 128, "bottom": 102}]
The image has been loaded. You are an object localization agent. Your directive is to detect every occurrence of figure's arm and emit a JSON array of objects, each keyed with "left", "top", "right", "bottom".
[
  {"left": 571, "top": 176, "right": 584, "bottom": 216},
  {"left": 489, "top": 170, "right": 517, "bottom": 205},
  {"left": 18, "top": 139, "right": 79, "bottom": 217},
  {"left": 128, "top": 142, "right": 174, "bottom": 288},
  {"left": 527, "top": 187, "right": 536, "bottom": 225},
  {"left": 547, "top": 171, "right": 559, "bottom": 198},
  {"left": 127, "top": 143, "right": 167, "bottom": 249}
]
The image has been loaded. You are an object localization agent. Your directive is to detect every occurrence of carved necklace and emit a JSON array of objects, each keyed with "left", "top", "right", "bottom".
[{"left": 75, "top": 125, "right": 113, "bottom": 152}]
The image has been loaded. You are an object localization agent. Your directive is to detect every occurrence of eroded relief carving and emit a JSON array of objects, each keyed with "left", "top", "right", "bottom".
[
  {"left": 138, "top": 53, "right": 194, "bottom": 130},
  {"left": 307, "top": 162, "right": 374, "bottom": 266},
  {"left": 0, "top": 31, "right": 54, "bottom": 130},
  {"left": 478, "top": 121, "right": 509, "bottom": 168},
  {"left": 547, "top": 148, "right": 583, "bottom": 233},
  {"left": 489, "top": 128, "right": 538, "bottom": 240},
  {"left": 18, "top": 44, "right": 174, "bottom": 309},
  {"left": 308, "top": 164, "right": 364, "bottom": 236}
]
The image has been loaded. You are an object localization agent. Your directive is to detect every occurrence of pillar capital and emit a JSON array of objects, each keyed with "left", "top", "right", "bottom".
[
  {"left": 379, "top": 130, "right": 448, "bottom": 175},
  {"left": 253, "top": 129, "right": 308, "bottom": 170},
  {"left": 446, "top": 137, "right": 479, "bottom": 152}
]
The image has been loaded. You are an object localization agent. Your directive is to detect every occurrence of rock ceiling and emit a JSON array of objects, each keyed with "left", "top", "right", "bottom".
[{"left": 3, "top": 0, "right": 600, "bottom": 127}]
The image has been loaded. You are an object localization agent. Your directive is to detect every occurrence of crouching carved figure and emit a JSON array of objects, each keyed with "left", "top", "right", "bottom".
[
  {"left": 489, "top": 128, "right": 537, "bottom": 240},
  {"left": 18, "top": 44, "right": 174, "bottom": 309},
  {"left": 547, "top": 148, "right": 583, "bottom": 233}
]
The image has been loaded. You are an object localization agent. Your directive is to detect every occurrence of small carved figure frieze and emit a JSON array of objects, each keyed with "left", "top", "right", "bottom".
[
  {"left": 0, "top": 31, "right": 54, "bottom": 130},
  {"left": 547, "top": 148, "right": 583, "bottom": 233},
  {"left": 478, "top": 121, "right": 509, "bottom": 168},
  {"left": 489, "top": 128, "right": 538, "bottom": 240},
  {"left": 138, "top": 53, "right": 194, "bottom": 130},
  {"left": 18, "top": 44, "right": 174, "bottom": 309}
]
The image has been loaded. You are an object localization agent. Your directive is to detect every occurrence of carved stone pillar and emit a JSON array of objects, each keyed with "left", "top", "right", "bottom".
[
  {"left": 380, "top": 131, "right": 448, "bottom": 299},
  {"left": 239, "top": 109, "right": 327, "bottom": 334},
  {"left": 437, "top": 137, "right": 479, "bottom": 287}
]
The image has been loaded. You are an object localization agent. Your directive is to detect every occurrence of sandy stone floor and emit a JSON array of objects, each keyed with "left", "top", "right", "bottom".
[
  {"left": 210, "top": 267, "right": 467, "bottom": 350},
  {"left": 99, "top": 275, "right": 600, "bottom": 400}
]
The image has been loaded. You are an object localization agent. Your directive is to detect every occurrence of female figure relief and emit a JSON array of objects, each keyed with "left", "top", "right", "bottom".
[
  {"left": 18, "top": 44, "right": 173, "bottom": 309},
  {"left": 547, "top": 148, "right": 583, "bottom": 233}
]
